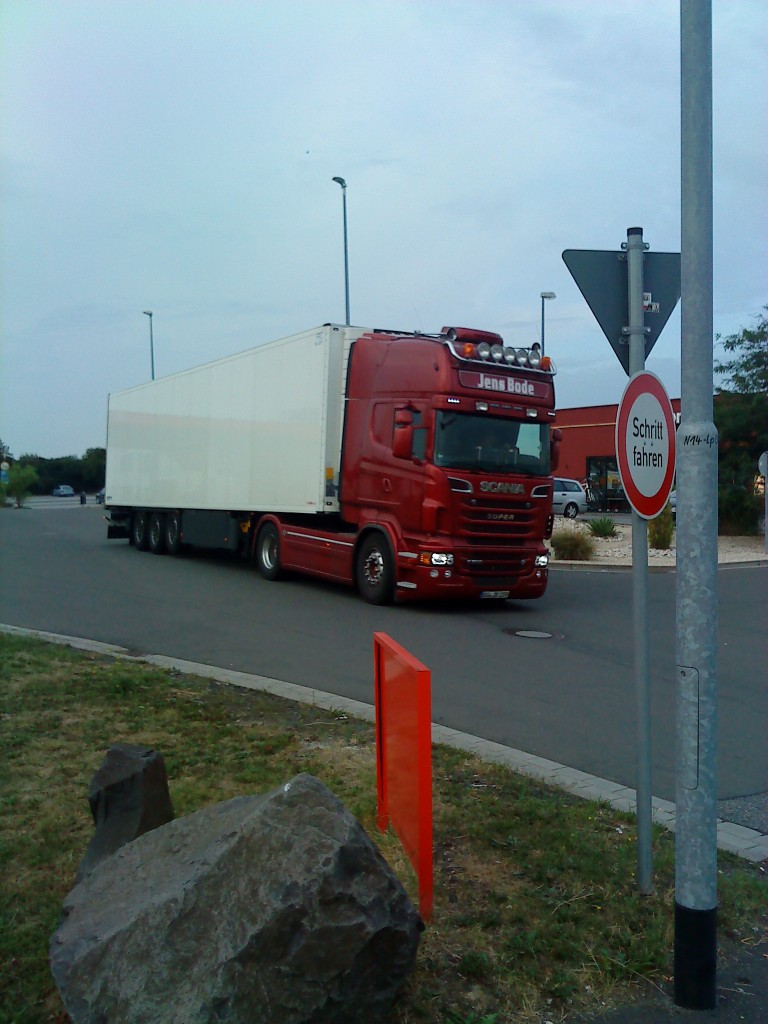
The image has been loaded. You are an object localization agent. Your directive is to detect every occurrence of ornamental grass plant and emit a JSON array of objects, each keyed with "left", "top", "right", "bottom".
[
  {"left": 549, "top": 527, "right": 596, "bottom": 561},
  {"left": 587, "top": 517, "right": 618, "bottom": 538},
  {"left": 648, "top": 503, "right": 675, "bottom": 550}
]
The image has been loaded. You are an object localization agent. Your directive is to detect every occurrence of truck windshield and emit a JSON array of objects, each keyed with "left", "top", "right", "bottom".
[{"left": 433, "top": 411, "right": 550, "bottom": 476}]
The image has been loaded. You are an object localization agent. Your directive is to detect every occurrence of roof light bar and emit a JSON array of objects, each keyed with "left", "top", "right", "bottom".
[{"left": 442, "top": 328, "right": 554, "bottom": 373}]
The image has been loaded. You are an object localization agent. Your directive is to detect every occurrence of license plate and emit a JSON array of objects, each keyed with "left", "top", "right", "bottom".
[{"left": 481, "top": 590, "right": 510, "bottom": 600}]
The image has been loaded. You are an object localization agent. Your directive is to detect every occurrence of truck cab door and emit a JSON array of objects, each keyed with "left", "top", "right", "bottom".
[{"left": 354, "top": 402, "right": 427, "bottom": 530}]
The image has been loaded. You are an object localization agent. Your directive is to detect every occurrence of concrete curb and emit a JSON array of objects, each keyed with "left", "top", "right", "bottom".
[
  {"left": 2, "top": 622, "right": 766, "bottom": 864},
  {"left": 550, "top": 559, "right": 768, "bottom": 572}
]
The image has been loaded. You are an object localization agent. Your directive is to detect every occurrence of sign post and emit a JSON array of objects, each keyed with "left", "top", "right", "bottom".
[
  {"left": 564, "top": 227, "right": 681, "bottom": 895},
  {"left": 615, "top": 359, "right": 677, "bottom": 898},
  {"left": 627, "top": 228, "right": 653, "bottom": 897}
]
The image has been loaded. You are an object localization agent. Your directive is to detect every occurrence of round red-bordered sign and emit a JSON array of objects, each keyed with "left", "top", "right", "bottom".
[{"left": 615, "top": 371, "right": 676, "bottom": 519}]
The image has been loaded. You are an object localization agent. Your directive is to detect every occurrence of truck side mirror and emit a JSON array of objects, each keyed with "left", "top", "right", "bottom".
[
  {"left": 393, "top": 409, "right": 414, "bottom": 460},
  {"left": 550, "top": 427, "right": 562, "bottom": 473}
]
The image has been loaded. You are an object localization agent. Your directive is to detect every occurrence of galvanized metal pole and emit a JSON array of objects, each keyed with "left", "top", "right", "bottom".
[
  {"left": 332, "top": 177, "right": 350, "bottom": 326},
  {"left": 341, "top": 186, "right": 350, "bottom": 326},
  {"left": 143, "top": 310, "right": 155, "bottom": 381},
  {"left": 624, "top": 226, "right": 653, "bottom": 895},
  {"left": 541, "top": 295, "right": 545, "bottom": 357},
  {"left": 675, "top": 0, "right": 718, "bottom": 1008}
]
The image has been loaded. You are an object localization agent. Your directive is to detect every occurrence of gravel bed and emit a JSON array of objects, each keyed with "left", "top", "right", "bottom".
[{"left": 548, "top": 520, "right": 767, "bottom": 566}]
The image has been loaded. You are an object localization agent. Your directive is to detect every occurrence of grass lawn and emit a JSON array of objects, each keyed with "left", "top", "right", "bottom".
[{"left": 1, "top": 633, "right": 765, "bottom": 1024}]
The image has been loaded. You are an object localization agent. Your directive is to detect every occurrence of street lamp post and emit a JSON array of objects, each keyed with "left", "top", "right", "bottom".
[
  {"left": 143, "top": 310, "right": 155, "bottom": 380},
  {"left": 332, "top": 177, "right": 350, "bottom": 326},
  {"left": 540, "top": 292, "right": 556, "bottom": 357}
]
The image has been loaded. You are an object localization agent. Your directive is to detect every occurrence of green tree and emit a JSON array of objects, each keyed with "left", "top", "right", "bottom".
[
  {"left": 7, "top": 464, "right": 39, "bottom": 508},
  {"left": 712, "top": 306, "right": 768, "bottom": 533},
  {"left": 714, "top": 305, "right": 768, "bottom": 394},
  {"left": 81, "top": 447, "right": 106, "bottom": 490},
  {"left": 714, "top": 392, "right": 768, "bottom": 488},
  {"left": 0, "top": 440, "right": 10, "bottom": 505},
  {"left": 19, "top": 453, "right": 81, "bottom": 494}
]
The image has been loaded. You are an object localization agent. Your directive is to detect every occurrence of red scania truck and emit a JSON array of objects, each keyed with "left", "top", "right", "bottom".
[{"left": 105, "top": 323, "right": 560, "bottom": 603}]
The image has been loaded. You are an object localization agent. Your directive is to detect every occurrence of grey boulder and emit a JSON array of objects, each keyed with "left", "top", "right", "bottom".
[
  {"left": 51, "top": 773, "right": 422, "bottom": 1023},
  {"left": 77, "top": 742, "right": 174, "bottom": 882}
]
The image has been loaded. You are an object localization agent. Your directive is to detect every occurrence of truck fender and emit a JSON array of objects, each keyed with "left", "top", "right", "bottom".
[{"left": 354, "top": 522, "right": 398, "bottom": 567}]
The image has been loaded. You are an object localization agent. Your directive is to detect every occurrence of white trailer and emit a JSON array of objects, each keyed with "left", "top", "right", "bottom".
[{"left": 105, "top": 324, "right": 366, "bottom": 515}]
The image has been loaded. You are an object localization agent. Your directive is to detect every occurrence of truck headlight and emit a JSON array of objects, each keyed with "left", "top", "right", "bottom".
[
  {"left": 535, "top": 554, "right": 549, "bottom": 567},
  {"left": 420, "top": 552, "right": 454, "bottom": 566}
]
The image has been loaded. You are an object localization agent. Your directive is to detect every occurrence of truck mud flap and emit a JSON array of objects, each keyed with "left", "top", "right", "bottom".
[{"left": 107, "top": 523, "right": 130, "bottom": 539}]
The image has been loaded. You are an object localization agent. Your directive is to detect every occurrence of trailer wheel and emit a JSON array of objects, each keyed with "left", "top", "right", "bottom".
[
  {"left": 256, "top": 522, "right": 281, "bottom": 581},
  {"left": 164, "top": 511, "right": 182, "bottom": 554},
  {"left": 355, "top": 533, "right": 395, "bottom": 605},
  {"left": 131, "top": 512, "right": 149, "bottom": 551},
  {"left": 148, "top": 512, "right": 166, "bottom": 554}
]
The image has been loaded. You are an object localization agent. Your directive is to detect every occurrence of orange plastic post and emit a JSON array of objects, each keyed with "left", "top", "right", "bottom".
[{"left": 374, "top": 632, "right": 433, "bottom": 921}]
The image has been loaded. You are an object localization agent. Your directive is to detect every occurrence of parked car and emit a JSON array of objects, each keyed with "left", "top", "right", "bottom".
[
  {"left": 552, "top": 478, "right": 588, "bottom": 519},
  {"left": 669, "top": 489, "right": 676, "bottom": 519},
  {"left": 52, "top": 485, "right": 75, "bottom": 497}
]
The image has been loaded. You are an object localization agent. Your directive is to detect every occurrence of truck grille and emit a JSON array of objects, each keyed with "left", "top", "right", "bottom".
[{"left": 453, "top": 492, "right": 541, "bottom": 578}]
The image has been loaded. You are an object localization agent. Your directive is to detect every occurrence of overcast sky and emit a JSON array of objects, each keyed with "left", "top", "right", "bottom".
[{"left": 1, "top": 0, "right": 765, "bottom": 459}]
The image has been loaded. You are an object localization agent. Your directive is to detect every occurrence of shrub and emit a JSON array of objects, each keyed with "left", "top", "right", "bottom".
[
  {"left": 648, "top": 503, "right": 674, "bottom": 549},
  {"left": 588, "top": 517, "right": 617, "bottom": 538},
  {"left": 7, "top": 464, "right": 39, "bottom": 508},
  {"left": 550, "top": 529, "right": 595, "bottom": 561},
  {"left": 718, "top": 487, "right": 761, "bottom": 535}
]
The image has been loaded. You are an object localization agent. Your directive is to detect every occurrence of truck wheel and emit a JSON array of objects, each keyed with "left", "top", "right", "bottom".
[
  {"left": 131, "top": 512, "right": 149, "bottom": 550},
  {"left": 256, "top": 522, "right": 281, "bottom": 581},
  {"left": 148, "top": 512, "right": 166, "bottom": 554},
  {"left": 355, "top": 533, "right": 395, "bottom": 605},
  {"left": 563, "top": 502, "right": 578, "bottom": 519},
  {"left": 164, "top": 512, "right": 182, "bottom": 554}
]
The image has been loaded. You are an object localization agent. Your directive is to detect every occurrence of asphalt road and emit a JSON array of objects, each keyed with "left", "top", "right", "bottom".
[{"left": 1, "top": 503, "right": 766, "bottom": 819}]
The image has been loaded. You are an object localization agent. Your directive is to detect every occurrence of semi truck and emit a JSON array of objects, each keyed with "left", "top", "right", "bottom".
[{"left": 105, "top": 323, "right": 561, "bottom": 604}]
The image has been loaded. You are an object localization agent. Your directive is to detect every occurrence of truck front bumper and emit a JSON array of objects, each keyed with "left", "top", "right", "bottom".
[{"left": 394, "top": 546, "right": 549, "bottom": 602}]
